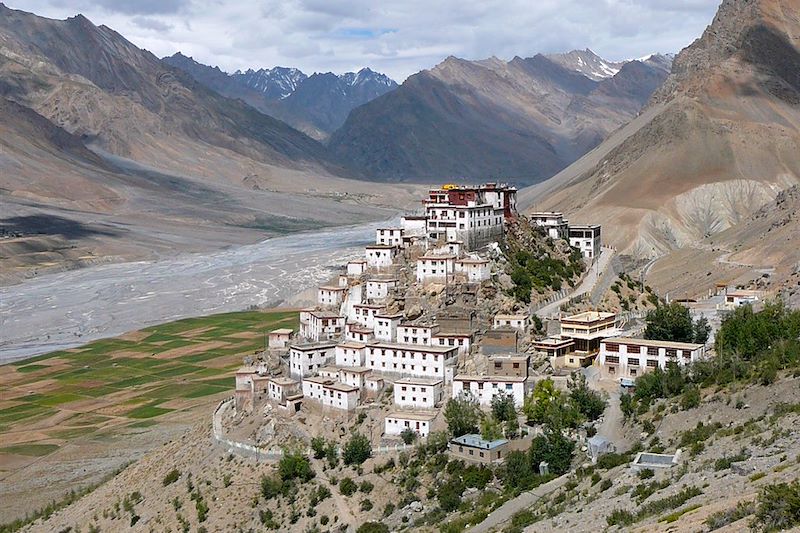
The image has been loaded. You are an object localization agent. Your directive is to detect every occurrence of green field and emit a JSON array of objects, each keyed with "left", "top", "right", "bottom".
[{"left": 0, "top": 309, "right": 299, "bottom": 463}]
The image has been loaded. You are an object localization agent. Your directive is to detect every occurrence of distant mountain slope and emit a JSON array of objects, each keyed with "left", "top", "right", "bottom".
[
  {"left": 163, "top": 53, "right": 397, "bottom": 140},
  {"left": 545, "top": 48, "right": 625, "bottom": 81},
  {"left": 328, "top": 52, "right": 670, "bottom": 185},
  {"left": 526, "top": 0, "right": 800, "bottom": 261}
]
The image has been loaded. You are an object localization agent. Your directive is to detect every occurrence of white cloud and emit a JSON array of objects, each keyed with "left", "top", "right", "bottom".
[{"left": 8, "top": 0, "right": 721, "bottom": 81}]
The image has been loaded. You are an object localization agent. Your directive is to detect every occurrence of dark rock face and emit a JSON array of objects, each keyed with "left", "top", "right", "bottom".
[{"left": 329, "top": 53, "right": 669, "bottom": 185}]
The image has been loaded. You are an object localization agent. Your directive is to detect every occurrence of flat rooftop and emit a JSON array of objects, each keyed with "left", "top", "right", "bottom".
[
  {"left": 606, "top": 337, "right": 704, "bottom": 350},
  {"left": 318, "top": 285, "right": 347, "bottom": 291},
  {"left": 532, "top": 337, "right": 575, "bottom": 347},
  {"left": 326, "top": 382, "right": 359, "bottom": 392},
  {"left": 367, "top": 342, "right": 458, "bottom": 354},
  {"left": 337, "top": 342, "right": 366, "bottom": 349},
  {"left": 418, "top": 254, "right": 456, "bottom": 260},
  {"left": 454, "top": 374, "right": 528, "bottom": 383},
  {"left": 290, "top": 341, "right": 338, "bottom": 351},
  {"left": 271, "top": 377, "right": 298, "bottom": 386},
  {"left": 339, "top": 366, "right": 371, "bottom": 374},
  {"left": 488, "top": 354, "right": 530, "bottom": 361},
  {"left": 386, "top": 411, "right": 437, "bottom": 421},
  {"left": 451, "top": 433, "right": 508, "bottom": 450},
  {"left": 270, "top": 328, "right": 293, "bottom": 335},
  {"left": 308, "top": 310, "right": 343, "bottom": 319},
  {"left": 494, "top": 314, "right": 528, "bottom": 320},
  {"left": 562, "top": 311, "right": 616, "bottom": 323},
  {"left": 394, "top": 377, "right": 443, "bottom": 386}
]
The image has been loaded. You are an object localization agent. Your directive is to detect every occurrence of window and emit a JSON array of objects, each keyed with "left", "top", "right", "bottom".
[
  {"left": 627, "top": 358, "right": 639, "bottom": 366},
  {"left": 606, "top": 355, "right": 619, "bottom": 364},
  {"left": 606, "top": 343, "right": 619, "bottom": 353},
  {"left": 647, "top": 359, "right": 658, "bottom": 368},
  {"left": 647, "top": 346, "right": 659, "bottom": 356},
  {"left": 666, "top": 348, "right": 677, "bottom": 358},
  {"left": 494, "top": 362, "right": 502, "bottom": 369}
]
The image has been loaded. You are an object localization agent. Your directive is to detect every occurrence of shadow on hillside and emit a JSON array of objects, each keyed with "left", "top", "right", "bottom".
[{"left": 0, "top": 214, "right": 119, "bottom": 239}]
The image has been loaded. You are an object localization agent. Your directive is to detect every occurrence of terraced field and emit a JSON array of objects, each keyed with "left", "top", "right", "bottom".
[{"left": 0, "top": 309, "right": 298, "bottom": 524}]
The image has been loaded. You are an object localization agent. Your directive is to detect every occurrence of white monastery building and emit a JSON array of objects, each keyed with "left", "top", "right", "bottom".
[
  {"left": 268, "top": 328, "right": 293, "bottom": 349},
  {"left": 452, "top": 375, "right": 529, "bottom": 408},
  {"left": 376, "top": 228, "right": 404, "bottom": 247},
  {"left": 397, "top": 324, "right": 438, "bottom": 346},
  {"left": 365, "top": 245, "right": 399, "bottom": 271},
  {"left": 492, "top": 314, "right": 528, "bottom": 331},
  {"left": 374, "top": 313, "right": 403, "bottom": 342},
  {"left": 366, "top": 342, "right": 459, "bottom": 381},
  {"left": 289, "top": 342, "right": 336, "bottom": 378},
  {"left": 366, "top": 278, "right": 398, "bottom": 301},
  {"left": 347, "top": 260, "right": 367, "bottom": 277},
  {"left": 569, "top": 224, "right": 602, "bottom": 261},
  {"left": 317, "top": 285, "right": 347, "bottom": 308},
  {"left": 301, "top": 376, "right": 359, "bottom": 411},
  {"left": 598, "top": 337, "right": 706, "bottom": 379},
  {"left": 530, "top": 212, "right": 569, "bottom": 240},
  {"left": 335, "top": 342, "right": 367, "bottom": 367},
  {"left": 455, "top": 257, "right": 491, "bottom": 282},
  {"left": 385, "top": 411, "right": 436, "bottom": 438},
  {"left": 393, "top": 377, "right": 444, "bottom": 409},
  {"left": 416, "top": 254, "right": 456, "bottom": 283}
]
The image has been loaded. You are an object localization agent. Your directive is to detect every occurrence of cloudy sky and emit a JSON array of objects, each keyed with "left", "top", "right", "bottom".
[{"left": 10, "top": 0, "right": 721, "bottom": 80}]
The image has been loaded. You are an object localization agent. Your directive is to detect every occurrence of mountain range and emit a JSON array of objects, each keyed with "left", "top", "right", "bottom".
[
  {"left": 523, "top": 0, "right": 800, "bottom": 280},
  {"left": 163, "top": 53, "right": 397, "bottom": 140},
  {"left": 328, "top": 50, "right": 671, "bottom": 184},
  {"left": 0, "top": 3, "right": 418, "bottom": 284}
]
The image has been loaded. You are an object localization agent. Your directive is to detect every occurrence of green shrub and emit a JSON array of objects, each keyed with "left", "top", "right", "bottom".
[
  {"left": 714, "top": 451, "right": 749, "bottom": 471},
  {"left": 339, "top": 477, "right": 357, "bottom": 496},
  {"left": 705, "top": 500, "right": 755, "bottom": 531},
  {"left": 356, "top": 521, "right": 389, "bottom": 533},
  {"left": 278, "top": 450, "right": 314, "bottom": 482},
  {"left": 599, "top": 479, "right": 613, "bottom": 492},
  {"left": 359, "top": 480, "right": 374, "bottom": 493},
  {"left": 638, "top": 468, "right": 655, "bottom": 479},
  {"left": 163, "top": 468, "right": 180, "bottom": 486},
  {"left": 596, "top": 452, "right": 630, "bottom": 470},
  {"left": 360, "top": 498, "right": 374, "bottom": 512},
  {"left": 343, "top": 433, "right": 371, "bottom": 465},
  {"left": 753, "top": 481, "right": 800, "bottom": 532},
  {"left": 400, "top": 427, "right": 418, "bottom": 445}
]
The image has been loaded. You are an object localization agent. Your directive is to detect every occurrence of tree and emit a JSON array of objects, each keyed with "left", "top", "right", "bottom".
[
  {"left": 499, "top": 450, "right": 539, "bottom": 492},
  {"left": 278, "top": 449, "right": 314, "bottom": 482},
  {"left": 620, "top": 393, "right": 635, "bottom": 420},
  {"left": 444, "top": 393, "right": 480, "bottom": 437},
  {"left": 644, "top": 302, "right": 694, "bottom": 342},
  {"left": 528, "top": 430, "right": 575, "bottom": 476},
  {"left": 342, "top": 433, "right": 371, "bottom": 465},
  {"left": 480, "top": 414, "right": 503, "bottom": 441},
  {"left": 523, "top": 378, "right": 581, "bottom": 430},
  {"left": 693, "top": 315, "right": 711, "bottom": 344},
  {"left": 567, "top": 373, "right": 607, "bottom": 421},
  {"left": 491, "top": 391, "right": 517, "bottom": 422},
  {"left": 311, "top": 436, "right": 327, "bottom": 459},
  {"left": 400, "top": 427, "right": 417, "bottom": 445}
]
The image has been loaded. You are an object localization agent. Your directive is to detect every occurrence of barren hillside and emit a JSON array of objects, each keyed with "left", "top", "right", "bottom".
[{"left": 525, "top": 0, "right": 800, "bottom": 264}]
